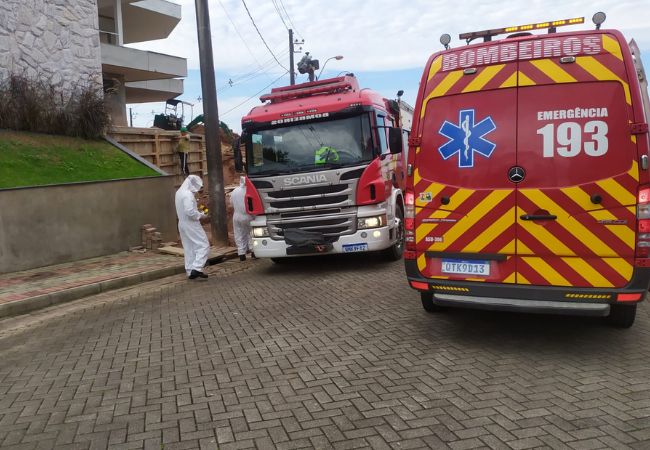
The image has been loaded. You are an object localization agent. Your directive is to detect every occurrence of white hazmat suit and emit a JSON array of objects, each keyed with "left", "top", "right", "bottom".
[
  {"left": 175, "top": 175, "right": 210, "bottom": 277},
  {"left": 230, "top": 176, "right": 254, "bottom": 258}
]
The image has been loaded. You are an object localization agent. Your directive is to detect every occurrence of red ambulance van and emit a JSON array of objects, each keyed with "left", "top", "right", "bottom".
[{"left": 404, "top": 15, "right": 650, "bottom": 327}]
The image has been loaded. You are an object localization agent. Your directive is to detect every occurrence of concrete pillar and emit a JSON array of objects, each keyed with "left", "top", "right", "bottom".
[
  {"left": 104, "top": 73, "right": 127, "bottom": 126},
  {"left": 114, "top": 0, "right": 124, "bottom": 46}
]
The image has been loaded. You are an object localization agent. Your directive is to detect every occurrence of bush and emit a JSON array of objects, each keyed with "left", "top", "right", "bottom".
[{"left": 0, "top": 74, "right": 109, "bottom": 139}]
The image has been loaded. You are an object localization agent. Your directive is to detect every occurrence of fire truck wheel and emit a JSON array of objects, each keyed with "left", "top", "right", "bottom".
[
  {"left": 421, "top": 293, "right": 445, "bottom": 313},
  {"left": 384, "top": 206, "right": 404, "bottom": 261},
  {"left": 608, "top": 304, "right": 636, "bottom": 328}
]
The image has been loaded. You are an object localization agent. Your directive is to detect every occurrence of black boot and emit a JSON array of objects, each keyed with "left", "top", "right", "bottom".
[
  {"left": 189, "top": 269, "right": 208, "bottom": 279},
  {"left": 239, "top": 254, "right": 246, "bottom": 261}
]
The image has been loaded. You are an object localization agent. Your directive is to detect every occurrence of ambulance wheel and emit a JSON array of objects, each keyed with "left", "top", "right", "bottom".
[
  {"left": 608, "top": 304, "right": 636, "bottom": 328},
  {"left": 384, "top": 206, "right": 404, "bottom": 261},
  {"left": 421, "top": 293, "right": 444, "bottom": 313}
]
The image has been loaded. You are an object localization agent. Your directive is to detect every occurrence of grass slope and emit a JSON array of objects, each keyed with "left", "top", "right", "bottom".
[{"left": 0, "top": 130, "right": 160, "bottom": 188}]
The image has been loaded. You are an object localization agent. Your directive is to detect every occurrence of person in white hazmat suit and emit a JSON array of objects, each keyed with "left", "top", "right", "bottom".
[
  {"left": 230, "top": 176, "right": 254, "bottom": 261},
  {"left": 175, "top": 175, "right": 210, "bottom": 279}
]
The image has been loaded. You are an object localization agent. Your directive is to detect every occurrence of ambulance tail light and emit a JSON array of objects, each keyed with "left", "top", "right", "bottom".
[
  {"left": 404, "top": 189, "right": 416, "bottom": 254},
  {"left": 636, "top": 186, "right": 650, "bottom": 261}
]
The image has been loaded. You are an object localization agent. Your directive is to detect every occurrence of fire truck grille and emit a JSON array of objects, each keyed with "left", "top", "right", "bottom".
[
  {"left": 269, "top": 195, "right": 348, "bottom": 209},
  {"left": 267, "top": 184, "right": 347, "bottom": 199},
  {"left": 268, "top": 213, "right": 356, "bottom": 238}
]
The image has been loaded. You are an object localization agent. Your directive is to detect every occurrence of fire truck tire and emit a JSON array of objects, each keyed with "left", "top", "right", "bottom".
[
  {"left": 608, "top": 304, "right": 636, "bottom": 328},
  {"left": 384, "top": 205, "right": 404, "bottom": 261},
  {"left": 421, "top": 293, "right": 445, "bottom": 313}
]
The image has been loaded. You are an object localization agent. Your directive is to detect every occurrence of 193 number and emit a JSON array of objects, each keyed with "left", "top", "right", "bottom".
[{"left": 537, "top": 120, "right": 608, "bottom": 158}]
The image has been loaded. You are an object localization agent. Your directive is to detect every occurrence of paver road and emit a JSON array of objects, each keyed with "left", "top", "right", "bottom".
[{"left": 1, "top": 255, "right": 649, "bottom": 449}]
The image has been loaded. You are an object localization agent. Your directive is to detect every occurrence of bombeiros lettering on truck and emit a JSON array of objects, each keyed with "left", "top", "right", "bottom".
[
  {"left": 404, "top": 13, "right": 650, "bottom": 328},
  {"left": 238, "top": 73, "right": 414, "bottom": 261}
]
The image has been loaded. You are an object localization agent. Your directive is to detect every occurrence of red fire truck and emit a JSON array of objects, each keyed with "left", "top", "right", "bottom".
[
  {"left": 404, "top": 14, "right": 650, "bottom": 327},
  {"left": 240, "top": 75, "right": 412, "bottom": 262}
]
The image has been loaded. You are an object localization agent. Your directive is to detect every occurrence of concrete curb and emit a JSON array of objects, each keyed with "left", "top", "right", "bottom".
[{"left": 0, "top": 265, "right": 187, "bottom": 319}]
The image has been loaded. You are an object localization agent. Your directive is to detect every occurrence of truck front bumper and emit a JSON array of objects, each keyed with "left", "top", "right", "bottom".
[{"left": 252, "top": 225, "right": 392, "bottom": 258}]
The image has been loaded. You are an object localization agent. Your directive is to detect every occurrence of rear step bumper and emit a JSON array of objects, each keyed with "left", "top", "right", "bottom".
[
  {"left": 405, "top": 260, "right": 650, "bottom": 314},
  {"left": 432, "top": 293, "right": 611, "bottom": 316}
]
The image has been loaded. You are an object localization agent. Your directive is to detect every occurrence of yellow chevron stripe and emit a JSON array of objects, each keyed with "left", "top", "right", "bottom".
[
  {"left": 427, "top": 57, "right": 443, "bottom": 81},
  {"left": 522, "top": 257, "right": 571, "bottom": 286},
  {"left": 521, "top": 190, "right": 621, "bottom": 262},
  {"left": 530, "top": 59, "right": 577, "bottom": 83},
  {"left": 628, "top": 160, "right": 639, "bottom": 182},
  {"left": 603, "top": 34, "right": 623, "bottom": 61},
  {"left": 417, "top": 253, "right": 426, "bottom": 271},
  {"left": 562, "top": 257, "right": 614, "bottom": 287},
  {"left": 416, "top": 210, "right": 450, "bottom": 245},
  {"left": 414, "top": 167, "right": 421, "bottom": 185},
  {"left": 576, "top": 56, "right": 631, "bottom": 105},
  {"left": 516, "top": 206, "right": 576, "bottom": 256},
  {"left": 518, "top": 273, "right": 531, "bottom": 285},
  {"left": 415, "top": 182, "right": 446, "bottom": 207},
  {"left": 518, "top": 71, "right": 536, "bottom": 86},
  {"left": 421, "top": 70, "right": 465, "bottom": 118},
  {"left": 603, "top": 258, "right": 633, "bottom": 281},
  {"left": 561, "top": 186, "right": 602, "bottom": 211},
  {"left": 595, "top": 178, "right": 636, "bottom": 206},
  {"left": 462, "top": 64, "right": 505, "bottom": 93},
  {"left": 428, "top": 190, "right": 511, "bottom": 251},
  {"left": 445, "top": 187, "right": 475, "bottom": 213},
  {"left": 462, "top": 206, "right": 514, "bottom": 253},
  {"left": 503, "top": 273, "right": 516, "bottom": 284},
  {"left": 499, "top": 240, "right": 516, "bottom": 254},
  {"left": 588, "top": 210, "right": 635, "bottom": 249},
  {"left": 500, "top": 72, "right": 518, "bottom": 88}
]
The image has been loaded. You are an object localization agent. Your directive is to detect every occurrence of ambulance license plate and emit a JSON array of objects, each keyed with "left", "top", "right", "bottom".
[
  {"left": 343, "top": 243, "right": 368, "bottom": 253},
  {"left": 441, "top": 259, "right": 490, "bottom": 276}
]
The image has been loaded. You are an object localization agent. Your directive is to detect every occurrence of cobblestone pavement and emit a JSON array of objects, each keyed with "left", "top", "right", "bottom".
[{"left": 1, "top": 255, "right": 649, "bottom": 449}]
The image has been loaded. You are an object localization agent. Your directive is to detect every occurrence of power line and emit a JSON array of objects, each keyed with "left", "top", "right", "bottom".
[
  {"left": 216, "top": 49, "right": 289, "bottom": 91},
  {"left": 221, "top": 71, "right": 289, "bottom": 117},
  {"left": 271, "top": 0, "right": 289, "bottom": 30},
  {"left": 279, "top": 0, "right": 302, "bottom": 38},
  {"left": 240, "top": 0, "right": 288, "bottom": 71},
  {"left": 216, "top": 0, "right": 264, "bottom": 70}
]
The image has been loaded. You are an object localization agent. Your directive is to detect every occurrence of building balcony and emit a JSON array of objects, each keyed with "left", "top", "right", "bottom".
[
  {"left": 125, "top": 78, "right": 184, "bottom": 103},
  {"left": 101, "top": 42, "right": 187, "bottom": 82},
  {"left": 98, "top": 0, "right": 181, "bottom": 44}
]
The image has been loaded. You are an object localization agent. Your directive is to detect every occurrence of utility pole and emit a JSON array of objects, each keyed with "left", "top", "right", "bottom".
[
  {"left": 289, "top": 29, "right": 295, "bottom": 85},
  {"left": 194, "top": 0, "right": 228, "bottom": 246},
  {"left": 129, "top": 108, "right": 133, "bottom": 127}
]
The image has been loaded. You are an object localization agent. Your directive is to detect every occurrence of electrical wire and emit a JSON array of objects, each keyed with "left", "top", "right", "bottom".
[
  {"left": 240, "top": 0, "right": 288, "bottom": 71},
  {"left": 220, "top": 71, "right": 289, "bottom": 117},
  {"left": 271, "top": 0, "right": 289, "bottom": 30},
  {"left": 216, "top": 0, "right": 264, "bottom": 70},
  {"left": 279, "top": 0, "right": 302, "bottom": 38},
  {"left": 216, "top": 49, "right": 289, "bottom": 92}
]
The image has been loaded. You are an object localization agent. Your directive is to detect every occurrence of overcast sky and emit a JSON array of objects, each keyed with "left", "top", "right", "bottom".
[{"left": 126, "top": 0, "right": 650, "bottom": 132}]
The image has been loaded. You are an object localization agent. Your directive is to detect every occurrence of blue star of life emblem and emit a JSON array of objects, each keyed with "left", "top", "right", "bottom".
[{"left": 438, "top": 109, "right": 496, "bottom": 168}]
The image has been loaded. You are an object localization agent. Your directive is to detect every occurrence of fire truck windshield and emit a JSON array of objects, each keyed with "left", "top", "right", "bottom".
[{"left": 245, "top": 115, "right": 373, "bottom": 176}]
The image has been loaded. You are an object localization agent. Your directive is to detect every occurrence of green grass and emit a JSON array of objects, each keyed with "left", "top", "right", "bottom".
[{"left": 0, "top": 130, "right": 160, "bottom": 188}]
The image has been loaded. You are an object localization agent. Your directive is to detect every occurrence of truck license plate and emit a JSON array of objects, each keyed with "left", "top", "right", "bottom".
[
  {"left": 441, "top": 259, "right": 490, "bottom": 276},
  {"left": 342, "top": 243, "right": 368, "bottom": 253}
]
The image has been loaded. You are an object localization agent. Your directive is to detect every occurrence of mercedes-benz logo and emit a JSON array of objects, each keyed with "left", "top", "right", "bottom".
[{"left": 508, "top": 166, "right": 525, "bottom": 183}]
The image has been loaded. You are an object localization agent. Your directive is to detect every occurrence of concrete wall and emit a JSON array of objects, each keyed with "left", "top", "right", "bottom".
[
  {"left": 0, "top": 177, "right": 177, "bottom": 273},
  {"left": 0, "top": 0, "right": 102, "bottom": 92}
]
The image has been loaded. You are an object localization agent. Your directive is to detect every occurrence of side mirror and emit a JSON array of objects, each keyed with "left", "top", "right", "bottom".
[
  {"left": 234, "top": 132, "right": 246, "bottom": 172},
  {"left": 388, "top": 127, "right": 403, "bottom": 154}
]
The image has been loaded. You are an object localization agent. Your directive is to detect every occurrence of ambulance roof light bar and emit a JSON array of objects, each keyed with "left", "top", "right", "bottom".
[{"left": 459, "top": 17, "right": 585, "bottom": 44}]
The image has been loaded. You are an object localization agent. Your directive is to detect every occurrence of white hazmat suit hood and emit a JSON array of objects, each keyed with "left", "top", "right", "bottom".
[
  {"left": 175, "top": 175, "right": 210, "bottom": 276},
  {"left": 230, "top": 176, "right": 254, "bottom": 257}
]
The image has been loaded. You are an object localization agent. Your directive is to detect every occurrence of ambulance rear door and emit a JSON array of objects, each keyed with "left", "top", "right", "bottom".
[{"left": 515, "top": 32, "right": 638, "bottom": 288}]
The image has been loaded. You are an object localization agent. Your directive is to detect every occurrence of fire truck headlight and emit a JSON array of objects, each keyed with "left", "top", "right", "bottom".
[
  {"left": 358, "top": 215, "right": 386, "bottom": 230},
  {"left": 252, "top": 227, "right": 269, "bottom": 238}
]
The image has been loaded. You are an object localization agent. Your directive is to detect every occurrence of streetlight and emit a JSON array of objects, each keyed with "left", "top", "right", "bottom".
[{"left": 317, "top": 55, "right": 343, "bottom": 80}]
